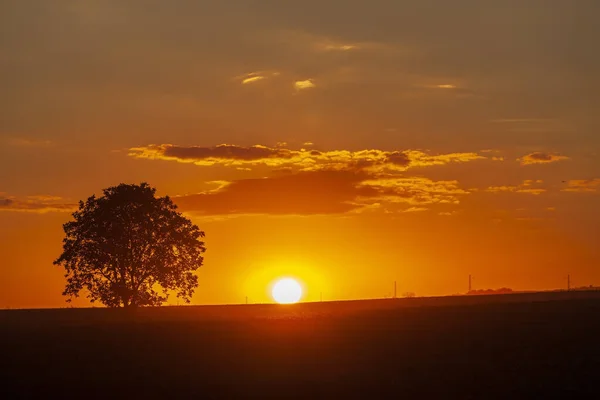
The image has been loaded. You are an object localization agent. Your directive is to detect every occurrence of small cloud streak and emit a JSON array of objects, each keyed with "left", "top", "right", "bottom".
[
  {"left": 485, "top": 180, "right": 546, "bottom": 195},
  {"left": 356, "top": 177, "right": 469, "bottom": 206},
  {"left": 0, "top": 195, "right": 76, "bottom": 213},
  {"left": 403, "top": 207, "right": 428, "bottom": 213},
  {"left": 242, "top": 76, "right": 265, "bottom": 84},
  {"left": 294, "top": 79, "right": 315, "bottom": 90},
  {"left": 518, "top": 152, "right": 570, "bottom": 166},
  {"left": 439, "top": 211, "right": 459, "bottom": 216},
  {"left": 235, "top": 71, "right": 279, "bottom": 85},
  {"left": 562, "top": 179, "right": 600, "bottom": 193},
  {"left": 320, "top": 42, "right": 358, "bottom": 51},
  {"left": 273, "top": 30, "right": 390, "bottom": 54}
]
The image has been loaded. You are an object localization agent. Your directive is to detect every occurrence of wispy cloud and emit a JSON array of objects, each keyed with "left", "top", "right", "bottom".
[
  {"left": 294, "top": 79, "right": 316, "bottom": 90},
  {"left": 518, "top": 152, "right": 570, "bottom": 166},
  {"left": 316, "top": 38, "right": 359, "bottom": 52},
  {"left": 439, "top": 211, "right": 459, "bottom": 216},
  {"left": 402, "top": 207, "right": 428, "bottom": 213},
  {"left": 485, "top": 180, "right": 546, "bottom": 195},
  {"left": 0, "top": 195, "right": 75, "bottom": 213},
  {"left": 561, "top": 179, "right": 600, "bottom": 193},
  {"left": 242, "top": 76, "right": 265, "bottom": 84},
  {"left": 234, "top": 71, "right": 280, "bottom": 85},
  {"left": 357, "top": 177, "right": 470, "bottom": 206},
  {"left": 430, "top": 84, "right": 457, "bottom": 89}
]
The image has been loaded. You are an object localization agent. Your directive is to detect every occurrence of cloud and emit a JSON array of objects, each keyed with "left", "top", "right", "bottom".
[
  {"left": 235, "top": 71, "right": 280, "bottom": 85},
  {"left": 515, "top": 188, "right": 546, "bottom": 195},
  {"left": 522, "top": 179, "right": 544, "bottom": 186},
  {"left": 485, "top": 186, "right": 518, "bottom": 193},
  {"left": 562, "top": 179, "right": 600, "bottom": 193},
  {"left": 173, "top": 170, "right": 369, "bottom": 215},
  {"left": 0, "top": 195, "right": 76, "bottom": 213},
  {"left": 242, "top": 76, "right": 265, "bottom": 84},
  {"left": 268, "top": 29, "right": 393, "bottom": 55},
  {"left": 321, "top": 43, "right": 358, "bottom": 52},
  {"left": 128, "top": 144, "right": 488, "bottom": 173},
  {"left": 485, "top": 180, "right": 546, "bottom": 195},
  {"left": 294, "top": 79, "right": 316, "bottom": 90},
  {"left": 357, "top": 177, "right": 470, "bottom": 206},
  {"left": 439, "top": 211, "right": 459, "bottom": 216},
  {"left": 518, "top": 152, "right": 570, "bottom": 166},
  {"left": 404, "top": 150, "right": 486, "bottom": 168},
  {"left": 172, "top": 170, "right": 472, "bottom": 216},
  {"left": 129, "top": 143, "right": 488, "bottom": 215},
  {"left": 430, "top": 84, "right": 457, "bottom": 89},
  {"left": 402, "top": 207, "right": 428, "bottom": 213}
]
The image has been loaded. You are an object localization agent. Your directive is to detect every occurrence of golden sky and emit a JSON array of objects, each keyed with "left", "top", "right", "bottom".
[{"left": 1, "top": 1, "right": 599, "bottom": 308}]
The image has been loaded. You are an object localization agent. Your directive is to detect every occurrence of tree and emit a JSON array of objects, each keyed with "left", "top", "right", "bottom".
[{"left": 54, "top": 183, "right": 206, "bottom": 308}]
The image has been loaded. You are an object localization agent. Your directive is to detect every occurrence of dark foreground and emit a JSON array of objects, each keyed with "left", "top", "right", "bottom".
[{"left": 3, "top": 291, "right": 600, "bottom": 399}]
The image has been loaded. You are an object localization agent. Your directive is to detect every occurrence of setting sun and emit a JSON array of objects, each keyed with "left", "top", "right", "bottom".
[{"left": 271, "top": 278, "right": 303, "bottom": 304}]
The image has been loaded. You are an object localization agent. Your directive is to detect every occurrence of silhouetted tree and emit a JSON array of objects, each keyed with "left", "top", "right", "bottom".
[{"left": 54, "top": 183, "right": 205, "bottom": 308}]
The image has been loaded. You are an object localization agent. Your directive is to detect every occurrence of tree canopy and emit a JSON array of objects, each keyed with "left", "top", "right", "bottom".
[{"left": 54, "top": 183, "right": 205, "bottom": 307}]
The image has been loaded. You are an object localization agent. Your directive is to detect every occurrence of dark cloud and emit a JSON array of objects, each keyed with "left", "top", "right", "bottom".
[
  {"left": 562, "top": 179, "right": 600, "bottom": 193},
  {"left": 129, "top": 143, "right": 486, "bottom": 172},
  {"left": 174, "top": 170, "right": 372, "bottom": 215},
  {"left": 163, "top": 144, "right": 295, "bottom": 162},
  {"left": 518, "top": 152, "right": 569, "bottom": 166},
  {"left": 173, "top": 170, "right": 472, "bottom": 216},
  {"left": 0, "top": 198, "right": 14, "bottom": 207},
  {"left": 0, "top": 195, "right": 75, "bottom": 213},
  {"left": 384, "top": 152, "right": 411, "bottom": 166}
]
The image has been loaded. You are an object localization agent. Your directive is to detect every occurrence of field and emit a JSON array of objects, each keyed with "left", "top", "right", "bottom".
[{"left": 3, "top": 291, "right": 600, "bottom": 399}]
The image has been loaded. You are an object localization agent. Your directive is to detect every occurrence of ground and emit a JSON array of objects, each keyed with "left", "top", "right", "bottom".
[{"left": 2, "top": 291, "right": 600, "bottom": 399}]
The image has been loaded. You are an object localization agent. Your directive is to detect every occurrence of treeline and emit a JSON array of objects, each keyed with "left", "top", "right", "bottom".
[{"left": 467, "top": 288, "right": 513, "bottom": 295}]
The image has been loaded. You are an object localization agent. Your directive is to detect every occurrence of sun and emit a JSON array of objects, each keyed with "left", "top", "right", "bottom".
[{"left": 271, "top": 278, "right": 303, "bottom": 304}]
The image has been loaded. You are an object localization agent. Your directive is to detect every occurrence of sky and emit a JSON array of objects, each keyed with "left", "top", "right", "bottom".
[{"left": 1, "top": 0, "right": 600, "bottom": 308}]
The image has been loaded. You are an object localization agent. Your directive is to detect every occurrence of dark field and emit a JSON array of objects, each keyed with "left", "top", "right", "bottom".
[{"left": 3, "top": 291, "right": 600, "bottom": 399}]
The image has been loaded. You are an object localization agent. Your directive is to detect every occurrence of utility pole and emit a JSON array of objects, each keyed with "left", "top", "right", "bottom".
[
  {"left": 320, "top": 292, "right": 322, "bottom": 302},
  {"left": 245, "top": 296, "right": 248, "bottom": 305},
  {"left": 468, "top": 274, "right": 472, "bottom": 293},
  {"left": 567, "top": 274, "right": 571, "bottom": 291},
  {"left": 394, "top": 281, "right": 397, "bottom": 299}
]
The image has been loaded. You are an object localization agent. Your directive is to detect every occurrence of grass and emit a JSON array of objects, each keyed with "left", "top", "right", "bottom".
[{"left": 2, "top": 290, "right": 600, "bottom": 399}]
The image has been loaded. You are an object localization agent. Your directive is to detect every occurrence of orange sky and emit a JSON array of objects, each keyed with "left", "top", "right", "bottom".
[{"left": 1, "top": 1, "right": 600, "bottom": 308}]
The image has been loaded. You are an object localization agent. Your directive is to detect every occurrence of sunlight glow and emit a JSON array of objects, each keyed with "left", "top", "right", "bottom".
[{"left": 271, "top": 278, "right": 303, "bottom": 304}]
